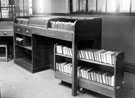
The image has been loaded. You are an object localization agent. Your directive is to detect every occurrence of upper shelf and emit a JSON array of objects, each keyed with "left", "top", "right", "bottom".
[{"left": 14, "top": 16, "right": 102, "bottom": 41}]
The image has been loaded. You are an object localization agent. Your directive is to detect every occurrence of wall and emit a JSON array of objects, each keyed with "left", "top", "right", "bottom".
[
  {"left": 32, "top": 0, "right": 51, "bottom": 15},
  {"left": 101, "top": 15, "right": 135, "bottom": 63},
  {"left": 33, "top": 0, "right": 69, "bottom": 14},
  {"left": 50, "top": 0, "right": 69, "bottom": 13}
]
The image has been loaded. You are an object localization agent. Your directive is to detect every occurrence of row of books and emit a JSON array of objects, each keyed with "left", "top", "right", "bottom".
[
  {"left": 56, "top": 62, "right": 72, "bottom": 75},
  {"left": 55, "top": 45, "right": 119, "bottom": 66},
  {"left": 78, "top": 49, "right": 118, "bottom": 65},
  {"left": 77, "top": 66, "right": 114, "bottom": 86},
  {"left": 56, "top": 62, "right": 114, "bottom": 87},
  {"left": 56, "top": 45, "right": 72, "bottom": 56},
  {"left": 16, "top": 16, "right": 94, "bottom": 28},
  {"left": 50, "top": 21, "right": 75, "bottom": 31},
  {"left": 16, "top": 18, "right": 29, "bottom": 25}
]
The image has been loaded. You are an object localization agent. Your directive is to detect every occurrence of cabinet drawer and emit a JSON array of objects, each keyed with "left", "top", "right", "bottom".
[
  {"left": 0, "top": 29, "right": 13, "bottom": 36},
  {"left": 14, "top": 26, "right": 22, "bottom": 33},
  {"left": 23, "top": 28, "right": 31, "bottom": 35}
]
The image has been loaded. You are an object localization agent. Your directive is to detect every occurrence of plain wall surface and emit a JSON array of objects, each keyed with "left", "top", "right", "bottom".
[
  {"left": 32, "top": 0, "right": 51, "bottom": 15},
  {"left": 51, "top": 0, "right": 69, "bottom": 13},
  {"left": 101, "top": 16, "right": 135, "bottom": 63}
]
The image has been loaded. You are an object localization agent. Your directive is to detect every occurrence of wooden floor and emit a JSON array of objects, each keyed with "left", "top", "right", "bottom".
[{"left": 0, "top": 60, "right": 135, "bottom": 98}]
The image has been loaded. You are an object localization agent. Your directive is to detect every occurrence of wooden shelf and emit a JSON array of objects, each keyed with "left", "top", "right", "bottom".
[
  {"left": 56, "top": 53, "right": 72, "bottom": 58},
  {"left": 79, "top": 77, "right": 114, "bottom": 90},
  {"left": 15, "top": 44, "right": 32, "bottom": 51},
  {"left": 55, "top": 71, "right": 72, "bottom": 84},
  {"left": 14, "top": 32, "right": 32, "bottom": 37},
  {"left": 14, "top": 58, "right": 32, "bottom": 66},
  {"left": 55, "top": 53, "right": 115, "bottom": 67},
  {"left": 24, "top": 46, "right": 32, "bottom": 50},
  {"left": 79, "top": 77, "right": 114, "bottom": 98}
]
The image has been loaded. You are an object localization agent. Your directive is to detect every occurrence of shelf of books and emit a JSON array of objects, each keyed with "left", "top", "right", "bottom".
[
  {"left": 55, "top": 44, "right": 118, "bottom": 67},
  {"left": 54, "top": 44, "right": 124, "bottom": 98}
]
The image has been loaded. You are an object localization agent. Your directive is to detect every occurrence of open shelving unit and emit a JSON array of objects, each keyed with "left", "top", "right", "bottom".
[
  {"left": 14, "top": 18, "right": 50, "bottom": 73},
  {"left": 50, "top": 17, "right": 102, "bottom": 96},
  {"left": 54, "top": 44, "right": 124, "bottom": 98},
  {"left": 77, "top": 52, "right": 124, "bottom": 98},
  {"left": 14, "top": 23, "right": 33, "bottom": 71}
]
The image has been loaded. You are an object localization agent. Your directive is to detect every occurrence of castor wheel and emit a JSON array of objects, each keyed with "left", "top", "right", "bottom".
[
  {"left": 61, "top": 80, "right": 65, "bottom": 84},
  {"left": 79, "top": 87, "right": 85, "bottom": 93}
]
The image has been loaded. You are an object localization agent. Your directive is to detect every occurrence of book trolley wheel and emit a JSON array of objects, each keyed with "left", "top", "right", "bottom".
[
  {"left": 61, "top": 80, "right": 64, "bottom": 84},
  {"left": 79, "top": 87, "right": 85, "bottom": 93}
]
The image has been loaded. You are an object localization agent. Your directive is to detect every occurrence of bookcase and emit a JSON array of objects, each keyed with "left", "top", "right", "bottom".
[
  {"left": 14, "top": 23, "right": 33, "bottom": 71},
  {"left": 14, "top": 17, "right": 50, "bottom": 73},
  {"left": 48, "top": 17, "right": 102, "bottom": 96},
  {"left": 54, "top": 45, "right": 124, "bottom": 98},
  {"left": 13, "top": 16, "right": 124, "bottom": 98}
]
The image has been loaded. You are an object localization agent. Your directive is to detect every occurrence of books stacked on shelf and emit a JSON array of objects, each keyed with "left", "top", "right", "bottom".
[
  {"left": 56, "top": 62, "right": 114, "bottom": 87},
  {"left": 16, "top": 37, "right": 23, "bottom": 46},
  {"left": 56, "top": 45, "right": 72, "bottom": 56},
  {"left": 50, "top": 21, "right": 75, "bottom": 31},
  {"left": 78, "top": 49, "right": 119, "bottom": 66},
  {"left": 16, "top": 18, "right": 29, "bottom": 25},
  {"left": 29, "top": 17, "right": 51, "bottom": 28},
  {"left": 56, "top": 62, "right": 72, "bottom": 75},
  {"left": 78, "top": 66, "right": 114, "bottom": 87},
  {"left": 55, "top": 44, "right": 119, "bottom": 66}
]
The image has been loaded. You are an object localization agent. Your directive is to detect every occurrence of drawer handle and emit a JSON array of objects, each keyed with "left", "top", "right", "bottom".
[
  {"left": 26, "top": 30, "right": 29, "bottom": 33},
  {"left": 3, "top": 32, "right": 7, "bottom": 35},
  {"left": 116, "top": 86, "right": 120, "bottom": 89},
  {"left": 122, "top": 81, "right": 124, "bottom": 84},
  {"left": 17, "top": 28, "right": 20, "bottom": 31}
]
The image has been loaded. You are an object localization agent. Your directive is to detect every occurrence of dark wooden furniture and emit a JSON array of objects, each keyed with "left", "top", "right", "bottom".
[
  {"left": 13, "top": 16, "right": 124, "bottom": 98},
  {"left": 0, "top": 44, "right": 7, "bottom": 62},
  {"left": 14, "top": 21, "right": 51, "bottom": 73},
  {"left": 77, "top": 52, "right": 124, "bottom": 98},
  {"left": 51, "top": 17, "right": 102, "bottom": 96},
  {"left": 0, "top": 21, "right": 14, "bottom": 61},
  {"left": 54, "top": 47, "right": 124, "bottom": 98}
]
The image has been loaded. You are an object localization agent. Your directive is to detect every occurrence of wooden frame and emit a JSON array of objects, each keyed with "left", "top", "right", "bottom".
[
  {"left": 70, "top": 0, "right": 135, "bottom": 15},
  {"left": 0, "top": 44, "right": 7, "bottom": 62}
]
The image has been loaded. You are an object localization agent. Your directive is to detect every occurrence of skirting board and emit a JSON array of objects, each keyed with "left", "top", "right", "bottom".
[{"left": 124, "top": 61, "right": 135, "bottom": 74}]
